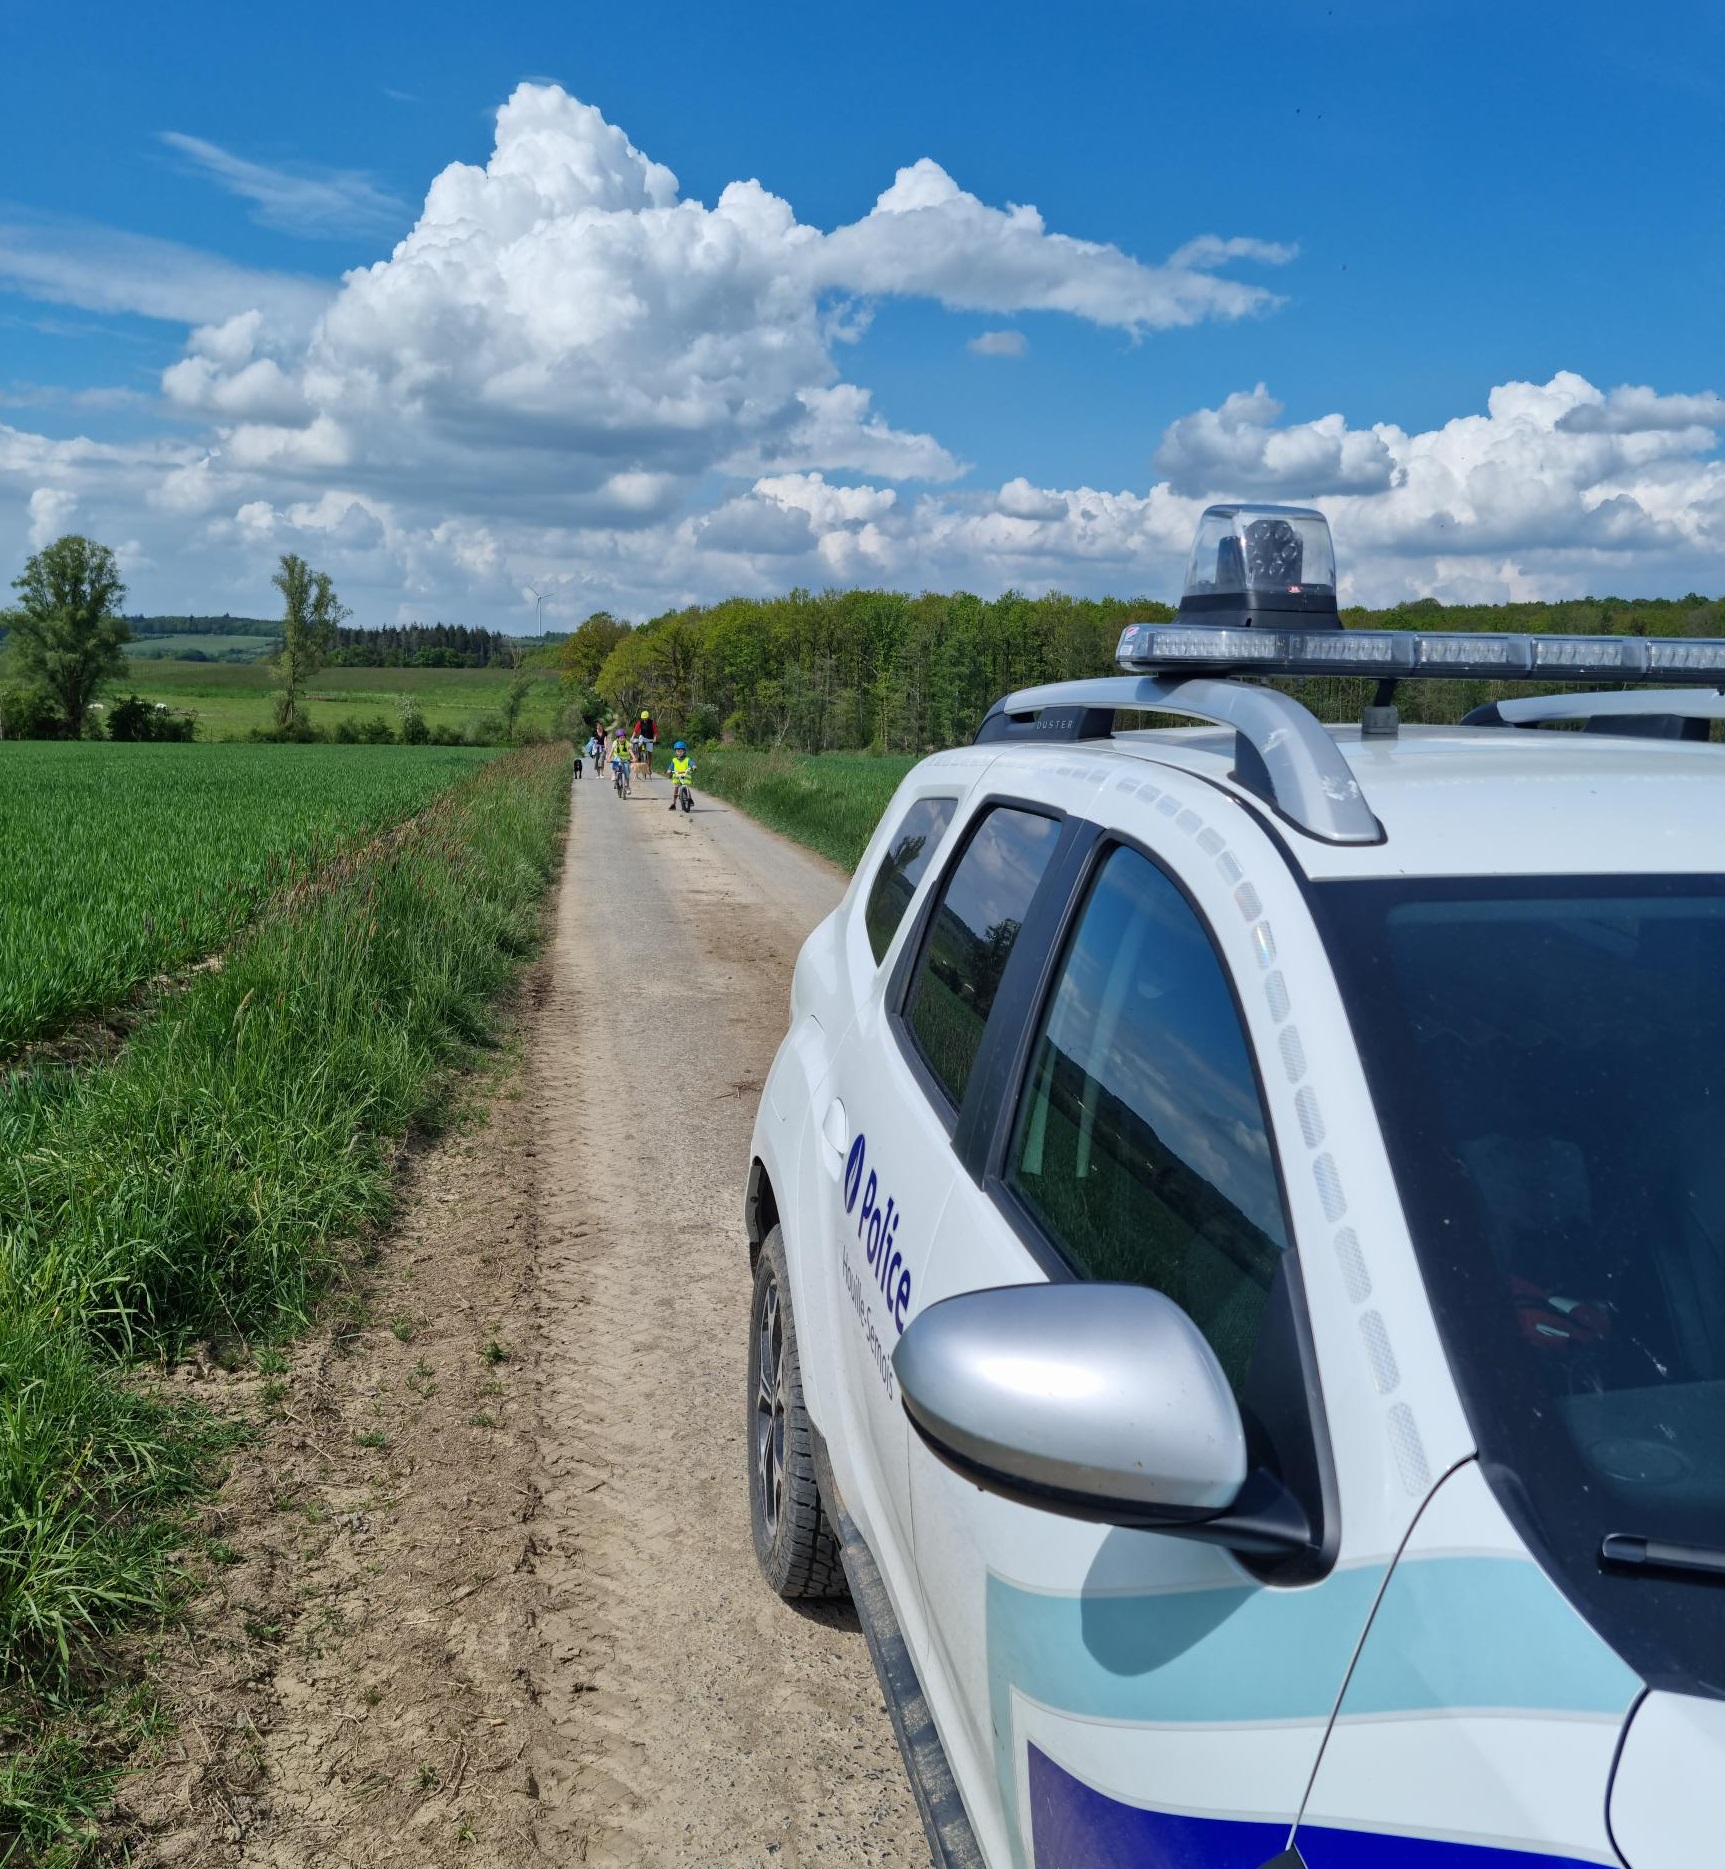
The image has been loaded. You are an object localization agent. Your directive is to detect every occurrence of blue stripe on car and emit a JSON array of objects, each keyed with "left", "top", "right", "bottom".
[{"left": 1030, "top": 1749, "right": 1610, "bottom": 1869}]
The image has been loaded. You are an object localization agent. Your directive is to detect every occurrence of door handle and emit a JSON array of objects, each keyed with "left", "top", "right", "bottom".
[{"left": 820, "top": 1099, "right": 848, "bottom": 1176}]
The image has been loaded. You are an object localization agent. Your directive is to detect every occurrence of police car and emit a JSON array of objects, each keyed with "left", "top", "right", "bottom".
[{"left": 744, "top": 503, "right": 1725, "bottom": 1869}]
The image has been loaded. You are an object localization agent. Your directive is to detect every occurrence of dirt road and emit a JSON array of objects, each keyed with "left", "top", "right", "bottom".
[
  {"left": 125, "top": 770, "right": 926, "bottom": 1867},
  {"left": 524, "top": 770, "right": 926, "bottom": 1863}
]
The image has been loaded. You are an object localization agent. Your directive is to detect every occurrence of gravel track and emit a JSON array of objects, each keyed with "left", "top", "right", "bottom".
[{"left": 523, "top": 769, "right": 926, "bottom": 1864}]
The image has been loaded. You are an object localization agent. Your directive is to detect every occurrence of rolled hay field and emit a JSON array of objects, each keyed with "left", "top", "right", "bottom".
[{"left": 0, "top": 741, "right": 571, "bottom": 1862}]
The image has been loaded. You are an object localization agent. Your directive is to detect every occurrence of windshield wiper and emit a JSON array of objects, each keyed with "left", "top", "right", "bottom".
[{"left": 1601, "top": 1533, "right": 1725, "bottom": 1580}]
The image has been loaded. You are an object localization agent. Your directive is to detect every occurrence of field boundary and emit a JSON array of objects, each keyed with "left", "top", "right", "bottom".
[{"left": 0, "top": 744, "right": 573, "bottom": 1864}]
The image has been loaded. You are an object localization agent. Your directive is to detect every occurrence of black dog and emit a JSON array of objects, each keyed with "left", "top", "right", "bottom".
[{"left": 573, "top": 756, "right": 584, "bottom": 780}]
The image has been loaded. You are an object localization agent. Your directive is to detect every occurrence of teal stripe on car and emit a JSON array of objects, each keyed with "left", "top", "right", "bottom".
[
  {"left": 987, "top": 1565, "right": 1386, "bottom": 1869},
  {"left": 1336, "top": 1555, "right": 1641, "bottom": 1719},
  {"left": 987, "top": 1565, "right": 1386, "bottom": 1729}
]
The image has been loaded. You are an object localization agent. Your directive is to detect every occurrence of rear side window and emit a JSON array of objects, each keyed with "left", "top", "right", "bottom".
[
  {"left": 1006, "top": 844, "right": 1287, "bottom": 1398},
  {"left": 865, "top": 796, "right": 957, "bottom": 962},
  {"left": 906, "top": 806, "right": 1061, "bottom": 1107}
]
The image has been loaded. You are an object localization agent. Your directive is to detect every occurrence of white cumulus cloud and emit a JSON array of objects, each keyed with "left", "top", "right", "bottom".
[
  {"left": 1, "top": 84, "right": 1720, "bottom": 623},
  {"left": 1154, "top": 384, "right": 1398, "bottom": 497}
]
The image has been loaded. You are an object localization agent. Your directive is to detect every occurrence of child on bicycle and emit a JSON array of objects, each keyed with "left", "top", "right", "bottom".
[{"left": 667, "top": 740, "right": 694, "bottom": 809}]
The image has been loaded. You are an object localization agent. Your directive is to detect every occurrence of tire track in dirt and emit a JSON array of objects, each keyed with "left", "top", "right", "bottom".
[{"left": 524, "top": 770, "right": 927, "bottom": 1865}]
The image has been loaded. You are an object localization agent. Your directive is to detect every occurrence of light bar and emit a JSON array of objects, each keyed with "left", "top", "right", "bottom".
[{"left": 1115, "top": 624, "right": 1725, "bottom": 687}]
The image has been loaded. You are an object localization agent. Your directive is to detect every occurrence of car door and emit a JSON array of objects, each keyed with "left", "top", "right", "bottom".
[
  {"left": 813, "top": 779, "right": 1063, "bottom": 1608},
  {"left": 907, "top": 756, "right": 1473, "bottom": 1869}
]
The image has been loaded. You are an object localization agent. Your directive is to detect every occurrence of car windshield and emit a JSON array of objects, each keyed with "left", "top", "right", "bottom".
[{"left": 1317, "top": 876, "right": 1725, "bottom": 1698}]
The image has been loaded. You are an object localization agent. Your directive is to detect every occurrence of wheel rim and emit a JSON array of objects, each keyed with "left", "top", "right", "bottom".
[{"left": 754, "top": 1276, "right": 786, "bottom": 1541}]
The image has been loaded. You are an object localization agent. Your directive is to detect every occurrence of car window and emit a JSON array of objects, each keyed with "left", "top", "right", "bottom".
[
  {"left": 1006, "top": 844, "right": 1288, "bottom": 1398},
  {"left": 1318, "top": 875, "right": 1725, "bottom": 1696},
  {"left": 906, "top": 806, "right": 1062, "bottom": 1108},
  {"left": 865, "top": 796, "right": 958, "bottom": 962}
]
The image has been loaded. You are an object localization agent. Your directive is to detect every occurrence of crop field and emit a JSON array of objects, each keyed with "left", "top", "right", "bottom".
[
  {"left": 695, "top": 747, "right": 916, "bottom": 870},
  {"left": 118, "top": 658, "right": 565, "bottom": 739},
  {"left": 0, "top": 743, "right": 571, "bottom": 1857},
  {"left": 0, "top": 741, "right": 498, "bottom": 1054}
]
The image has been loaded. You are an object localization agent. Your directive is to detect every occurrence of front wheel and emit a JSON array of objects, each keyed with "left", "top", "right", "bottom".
[{"left": 748, "top": 1228, "right": 846, "bottom": 1599}]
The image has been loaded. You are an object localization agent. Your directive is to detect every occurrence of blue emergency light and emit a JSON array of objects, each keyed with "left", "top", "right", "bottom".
[{"left": 1118, "top": 505, "right": 1725, "bottom": 686}]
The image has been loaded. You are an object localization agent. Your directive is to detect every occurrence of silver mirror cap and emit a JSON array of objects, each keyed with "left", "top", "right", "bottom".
[{"left": 893, "top": 1282, "right": 1247, "bottom": 1515}]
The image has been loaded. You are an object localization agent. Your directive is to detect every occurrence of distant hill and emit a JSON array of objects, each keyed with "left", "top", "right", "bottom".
[
  {"left": 125, "top": 614, "right": 278, "bottom": 638},
  {"left": 117, "top": 615, "right": 280, "bottom": 664}
]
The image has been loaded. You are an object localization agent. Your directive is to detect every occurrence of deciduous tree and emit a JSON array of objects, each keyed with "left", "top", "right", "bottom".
[
  {"left": 273, "top": 554, "right": 349, "bottom": 736},
  {"left": 4, "top": 534, "right": 130, "bottom": 736}
]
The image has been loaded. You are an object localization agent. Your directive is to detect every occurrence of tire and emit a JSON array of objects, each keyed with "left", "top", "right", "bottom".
[{"left": 748, "top": 1227, "right": 847, "bottom": 1599}]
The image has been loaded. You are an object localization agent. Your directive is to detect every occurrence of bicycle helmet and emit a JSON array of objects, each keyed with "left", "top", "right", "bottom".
[{"left": 674, "top": 740, "right": 687, "bottom": 752}]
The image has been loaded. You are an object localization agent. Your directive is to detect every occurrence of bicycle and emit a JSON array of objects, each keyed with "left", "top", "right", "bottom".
[
  {"left": 613, "top": 758, "right": 631, "bottom": 799},
  {"left": 673, "top": 777, "right": 693, "bottom": 814}
]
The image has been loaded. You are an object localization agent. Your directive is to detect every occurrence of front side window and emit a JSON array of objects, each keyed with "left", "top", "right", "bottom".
[
  {"left": 865, "top": 796, "right": 958, "bottom": 963},
  {"left": 1007, "top": 844, "right": 1287, "bottom": 1398},
  {"left": 906, "top": 806, "right": 1062, "bottom": 1108},
  {"left": 1319, "top": 876, "right": 1725, "bottom": 1696}
]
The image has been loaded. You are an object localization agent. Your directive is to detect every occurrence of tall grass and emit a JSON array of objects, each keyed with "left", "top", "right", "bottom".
[
  {"left": 695, "top": 747, "right": 915, "bottom": 871},
  {"left": 0, "top": 743, "right": 571, "bottom": 1861}
]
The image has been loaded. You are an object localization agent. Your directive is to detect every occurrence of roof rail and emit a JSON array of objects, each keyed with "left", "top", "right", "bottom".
[
  {"left": 1462, "top": 689, "right": 1725, "bottom": 741},
  {"left": 975, "top": 674, "right": 1383, "bottom": 846}
]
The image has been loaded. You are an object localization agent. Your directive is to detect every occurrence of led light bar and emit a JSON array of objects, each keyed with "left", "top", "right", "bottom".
[{"left": 1115, "top": 624, "right": 1725, "bottom": 687}]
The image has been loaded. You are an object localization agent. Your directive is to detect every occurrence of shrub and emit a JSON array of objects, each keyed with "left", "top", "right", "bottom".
[
  {"left": 333, "top": 715, "right": 396, "bottom": 745},
  {"left": 0, "top": 686, "right": 62, "bottom": 741},
  {"left": 398, "top": 695, "right": 430, "bottom": 744},
  {"left": 106, "top": 694, "right": 195, "bottom": 743}
]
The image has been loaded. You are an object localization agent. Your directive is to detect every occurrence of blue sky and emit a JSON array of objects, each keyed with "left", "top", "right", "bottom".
[{"left": 2, "top": 0, "right": 1721, "bottom": 626}]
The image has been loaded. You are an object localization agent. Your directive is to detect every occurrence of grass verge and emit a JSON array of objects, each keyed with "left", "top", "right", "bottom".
[
  {"left": 0, "top": 742, "right": 572, "bottom": 1863},
  {"left": 694, "top": 747, "right": 915, "bottom": 871}
]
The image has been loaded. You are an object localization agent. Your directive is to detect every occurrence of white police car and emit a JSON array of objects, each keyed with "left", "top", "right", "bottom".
[{"left": 744, "top": 504, "right": 1725, "bottom": 1869}]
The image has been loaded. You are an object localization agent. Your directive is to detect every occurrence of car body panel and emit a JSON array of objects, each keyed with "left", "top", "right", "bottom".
[
  {"left": 906, "top": 747, "right": 1477, "bottom": 1866},
  {"left": 1297, "top": 1460, "right": 1641, "bottom": 1867},
  {"left": 1610, "top": 1691, "right": 1725, "bottom": 1869}
]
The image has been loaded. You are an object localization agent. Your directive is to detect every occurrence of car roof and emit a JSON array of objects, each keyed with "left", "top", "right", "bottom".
[{"left": 1064, "top": 724, "right": 1725, "bottom": 882}]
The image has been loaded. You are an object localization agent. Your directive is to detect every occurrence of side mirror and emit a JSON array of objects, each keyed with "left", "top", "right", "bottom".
[{"left": 894, "top": 1283, "right": 1311, "bottom": 1555}]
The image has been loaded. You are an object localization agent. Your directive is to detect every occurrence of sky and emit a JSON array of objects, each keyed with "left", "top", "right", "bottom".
[{"left": 1, "top": 0, "right": 1722, "bottom": 630}]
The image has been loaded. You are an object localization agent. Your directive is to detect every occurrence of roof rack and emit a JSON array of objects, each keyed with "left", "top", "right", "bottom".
[
  {"left": 1462, "top": 689, "right": 1725, "bottom": 741},
  {"left": 975, "top": 675, "right": 1384, "bottom": 846}
]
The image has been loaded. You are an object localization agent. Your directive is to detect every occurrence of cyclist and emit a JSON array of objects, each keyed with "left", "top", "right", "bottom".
[
  {"left": 633, "top": 708, "right": 657, "bottom": 773},
  {"left": 610, "top": 736, "right": 631, "bottom": 794},
  {"left": 667, "top": 740, "right": 694, "bottom": 810}
]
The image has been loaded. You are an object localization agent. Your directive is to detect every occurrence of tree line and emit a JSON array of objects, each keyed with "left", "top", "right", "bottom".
[
  {"left": 557, "top": 590, "right": 1173, "bottom": 751},
  {"left": 557, "top": 587, "right": 1725, "bottom": 749},
  {"left": 10, "top": 529, "right": 1724, "bottom": 749},
  {"left": 326, "top": 622, "right": 523, "bottom": 668}
]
